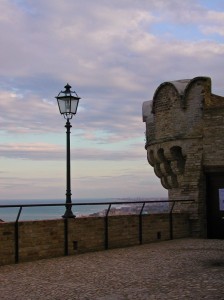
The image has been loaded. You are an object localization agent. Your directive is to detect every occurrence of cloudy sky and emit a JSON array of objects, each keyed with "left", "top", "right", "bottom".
[{"left": 0, "top": 0, "right": 224, "bottom": 201}]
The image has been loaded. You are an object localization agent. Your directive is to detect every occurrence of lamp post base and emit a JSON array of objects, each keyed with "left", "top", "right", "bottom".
[{"left": 62, "top": 208, "right": 76, "bottom": 218}]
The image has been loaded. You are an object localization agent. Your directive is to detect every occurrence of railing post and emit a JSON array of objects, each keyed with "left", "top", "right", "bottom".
[
  {"left": 139, "top": 202, "right": 145, "bottom": 244},
  {"left": 105, "top": 204, "right": 111, "bottom": 250},
  {"left": 15, "top": 206, "right": 22, "bottom": 264}
]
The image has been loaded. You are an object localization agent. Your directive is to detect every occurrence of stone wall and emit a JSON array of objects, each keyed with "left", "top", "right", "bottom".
[{"left": 0, "top": 213, "right": 190, "bottom": 266}]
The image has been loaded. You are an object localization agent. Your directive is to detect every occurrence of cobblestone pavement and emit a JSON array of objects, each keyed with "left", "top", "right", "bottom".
[{"left": 0, "top": 238, "right": 224, "bottom": 300}]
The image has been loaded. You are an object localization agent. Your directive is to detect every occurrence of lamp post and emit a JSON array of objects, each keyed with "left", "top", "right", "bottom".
[{"left": 56, "top": 84, "right": 80, "bottom": 218}]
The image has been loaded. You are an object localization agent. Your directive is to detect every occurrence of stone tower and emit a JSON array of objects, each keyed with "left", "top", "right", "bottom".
[{"left": 143, "top": 76, "right": 224, "bottom": 238}]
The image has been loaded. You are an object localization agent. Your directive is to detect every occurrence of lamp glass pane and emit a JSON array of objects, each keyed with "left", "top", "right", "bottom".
[
  {"left": 65, "top": 99, "right": 71, "bottom": 113},
  {"left": 70, "top": 98, "right": 79, "bottom": 114},
  {"left": 57, "top": 97, "right": 71, "bottom": 114}
]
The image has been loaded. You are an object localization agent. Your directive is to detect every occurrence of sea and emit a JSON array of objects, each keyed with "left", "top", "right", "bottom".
[
  {"left": 0, "top": 198, "right": 169, "bottom": 222},
  {"left": 0, "top": 198, "right": 117, "bottom": 222}
]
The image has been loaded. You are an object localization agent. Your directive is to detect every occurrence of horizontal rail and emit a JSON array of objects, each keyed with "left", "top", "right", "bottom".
[{"left": 0, "top": 199, "right": 193, "bottom": 208}]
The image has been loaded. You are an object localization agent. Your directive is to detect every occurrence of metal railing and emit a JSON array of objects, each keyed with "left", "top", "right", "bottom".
[{"left": 0, "top": 199, "right": 194, "bottom": 264}]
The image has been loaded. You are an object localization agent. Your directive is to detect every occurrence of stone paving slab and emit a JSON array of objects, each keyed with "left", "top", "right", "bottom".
[{"left": 0, "top": 238, "right": 224, "bottom": 299}]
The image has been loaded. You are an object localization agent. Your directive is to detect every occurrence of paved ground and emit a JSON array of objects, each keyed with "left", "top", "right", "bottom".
[{"left": 0, "top": 238, "right": 224, "bottom": 300}]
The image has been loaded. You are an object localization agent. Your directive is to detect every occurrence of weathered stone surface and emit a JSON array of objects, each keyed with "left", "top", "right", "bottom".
[
  {"left": 0, "top": 239, "right": 223, "bottom": 300},
  {"left": 0, "top": 213, "right": 190, "bottom": 266},
  {"left": 143, "top": 76, "right": 224, "bottom": 237}
]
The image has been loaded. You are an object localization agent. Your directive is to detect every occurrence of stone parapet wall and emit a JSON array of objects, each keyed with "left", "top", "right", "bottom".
[
  {"left": 0, "top": 222, "right": 14, "bottom": 266},
  {"left": 0, "top": 213, "right": 190, "bottom": 266}
]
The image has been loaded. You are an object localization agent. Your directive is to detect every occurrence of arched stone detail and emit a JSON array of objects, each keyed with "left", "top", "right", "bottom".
[
  {"left": 160, "top": 161, "right": 172, "bottom": 177},
  {"left": 170, "top": 146, "right": 186, "bottom": 175},
  {"left": 182, "top": 77, "right": 211, "bottom": 109},
  {"left": 151, "top": 77, "right": 211, "bottom": 112},
  {"left": 146, "top": 77, "right": 210, "bottom": 142},
  {"left": 152, "top": 82, "right": 184, "bottom": 114},
  {"left": 161, "top": 176, "right": 172, "bottom": 189},
  {"left": 167, "top": 174, "right": 178, "bottom": 189},
  {"left": 147, "top": 145, "right": 186, "bottom": 189},
  {"left": 147, "top": 149, "right": 155, "bottom": 166},
  {"left": 154, "top": 163, "right": 163, "bottom": 178}
]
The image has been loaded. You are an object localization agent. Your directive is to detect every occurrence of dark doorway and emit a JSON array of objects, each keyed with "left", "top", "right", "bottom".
[{"left": 206, "top": 173, "right": 224, "bottom": 239}]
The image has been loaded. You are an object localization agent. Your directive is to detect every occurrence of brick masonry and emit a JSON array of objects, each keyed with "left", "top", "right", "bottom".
[
  {"left": 142, "top": 76, "right": 224, "bottom": 238},
  {"left": 0, "top": 213, "right": 190, "bottom": 266}
]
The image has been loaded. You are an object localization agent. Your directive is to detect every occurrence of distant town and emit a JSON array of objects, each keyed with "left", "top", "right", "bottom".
[{"left": 89, "top": 198, "right": 169, "bottom": 217}]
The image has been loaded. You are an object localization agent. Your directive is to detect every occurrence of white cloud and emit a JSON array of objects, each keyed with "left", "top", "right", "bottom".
[
  {"left": 201, "top": 26, "right": 224, "bottom": 36},
  {"left": 0, "top": 141, "right": 146, "bottom": 161}
]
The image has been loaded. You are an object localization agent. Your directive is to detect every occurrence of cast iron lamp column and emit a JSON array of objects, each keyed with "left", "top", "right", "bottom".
[{"left": 56, "top": 84, "right": 81, "bottom": 218}]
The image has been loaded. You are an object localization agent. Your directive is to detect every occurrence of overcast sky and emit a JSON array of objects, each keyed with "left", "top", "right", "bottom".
[{"left": 0, "top": 0, "right": 224, "bottom": 200}]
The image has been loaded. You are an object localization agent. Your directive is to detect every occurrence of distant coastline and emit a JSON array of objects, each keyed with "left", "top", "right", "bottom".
[{"left": 89, "top": 198, "right": 169, "bottom": 217}]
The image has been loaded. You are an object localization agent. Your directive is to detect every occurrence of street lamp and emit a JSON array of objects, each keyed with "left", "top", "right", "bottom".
[{"left": 56, "top": 83, "right": 81, "bottom": 218}]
